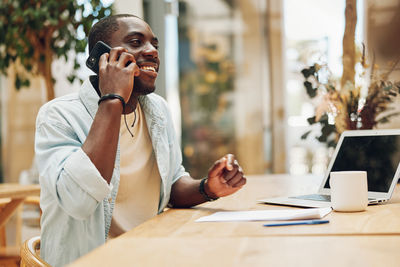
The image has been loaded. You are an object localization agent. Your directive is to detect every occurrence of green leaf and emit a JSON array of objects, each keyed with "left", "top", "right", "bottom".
[
  {"left": 321, "top": 124, "right": 335, "bottom": 136},
  {"left": 15, "top": 75, "right": 22, "bottom": 90},
  {"left": 378, "top": 117, "right": 389, "bottom": 124},
  {"left": 307, "top": 116, "right": 316, "bottom": 125},
  {"left": 301, "top": 130, "right": 312, "bottom": 139},
  {"left": 75, "top": 39, "right": 87, "bottom": 53},
  {"left": 318, "top": 114, "right": 329, "bottom": 123},
  {"left": 73, "top": 60, "right": 80, "bottom": 70},
  {"left": 394, "top": 82, "right": 400, "bottom": 92},
  {"left": 383, "top": 85, "right": 392, "bottom": 91},
  {"left": 67, "top": 74, "right": 75, "bottom": 84},
  {"left": 328, "top": 84, "right": 336, "bottom": 92},
  {"left": 304, "top": 81, "right": 317, "bottom": 98},
  {"left": 327, "top": 140, "right": 337, "bottom": 148},
  {"left": 22, "top": 79, "right": 30, "bottom": 87},
  {"left": 301, "top": 66, "right": 316, "bottom": 78},
  {"left": 317, "top": 134, "right": 327, "bottom": 142}
]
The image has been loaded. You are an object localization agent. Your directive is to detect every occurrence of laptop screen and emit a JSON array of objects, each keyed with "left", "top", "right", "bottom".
[{"left": 323, "top": 135, "right": 400, "bottom": 192}]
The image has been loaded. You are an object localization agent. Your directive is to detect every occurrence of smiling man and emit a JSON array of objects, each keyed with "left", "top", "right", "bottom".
[{"left": 35, "top": 14, "right": 246, "bottom": 267}]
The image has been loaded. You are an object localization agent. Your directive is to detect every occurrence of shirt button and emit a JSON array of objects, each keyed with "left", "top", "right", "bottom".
[{"left": 108, "top": 197, "right": 112, "bottom": 203}]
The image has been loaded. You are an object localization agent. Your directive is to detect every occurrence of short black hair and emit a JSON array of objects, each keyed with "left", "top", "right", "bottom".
[{"left": 88, "top": 14, "right": 141, "bottom": 52}]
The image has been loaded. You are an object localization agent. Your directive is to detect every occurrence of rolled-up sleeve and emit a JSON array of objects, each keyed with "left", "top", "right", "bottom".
[
  {"left": 63, "top": 148, "right": 112, "bottom": 201},
  {"left": 35, "top": 106, "right": 112, "bottom": 220}
]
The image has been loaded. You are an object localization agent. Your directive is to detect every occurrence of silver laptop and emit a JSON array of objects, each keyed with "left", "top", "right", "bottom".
[{"left": 260, "top": 129, "right": 400, "bottom": 208}]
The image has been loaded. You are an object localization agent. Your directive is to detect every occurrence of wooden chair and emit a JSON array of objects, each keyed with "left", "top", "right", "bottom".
[
  {"left": 20, "top": 236, "right": 51, "bottom": 267},
  {"left": 0, "top": 195, "right": 41, "bottom": 266}
]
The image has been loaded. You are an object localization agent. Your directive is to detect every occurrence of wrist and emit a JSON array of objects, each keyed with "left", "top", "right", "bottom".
[
  {"left": 98, "top": 94, "right": 126, "bottom": 110},
  {"left": 199, "top": 178, "right": 219, "bottom": 202}
]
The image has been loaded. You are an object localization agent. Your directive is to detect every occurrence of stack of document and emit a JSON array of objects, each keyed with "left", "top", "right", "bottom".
[{"left": 195, "top": 207, "right": 332, "bottom": 222}]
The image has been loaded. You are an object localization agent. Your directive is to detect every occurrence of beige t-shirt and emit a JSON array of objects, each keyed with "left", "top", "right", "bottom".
[{"left": 108, "top": 103, "right": 161, "bottom": 238}]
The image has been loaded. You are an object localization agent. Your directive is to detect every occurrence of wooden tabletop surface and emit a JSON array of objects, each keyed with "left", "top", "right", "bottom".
[
  {"left": 0, "top": 183, "right": 40, "bottom": 199},
  {"left": 69, "top": 174, "right": 400, "bottom": 267}
]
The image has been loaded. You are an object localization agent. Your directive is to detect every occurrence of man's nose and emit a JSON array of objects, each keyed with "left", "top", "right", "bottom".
[{"left": 143, "top": 42, "right": 158, "bottom": 58}]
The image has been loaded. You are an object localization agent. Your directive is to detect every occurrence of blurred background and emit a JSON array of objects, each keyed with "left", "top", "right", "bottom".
[
  {"left": 1, "top": 0, "right": 400, "bottom": 264},
  {"left": 2, "top": 0, "right": 400, "bottom": 183}
]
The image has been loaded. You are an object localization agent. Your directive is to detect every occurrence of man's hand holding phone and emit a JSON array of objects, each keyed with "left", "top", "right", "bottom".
[
  {"left": 98, "top": 47, "right": 140, "bottom": 103},
  {"left": 82, "top": 43, "right": 140, "bottom": 183}
]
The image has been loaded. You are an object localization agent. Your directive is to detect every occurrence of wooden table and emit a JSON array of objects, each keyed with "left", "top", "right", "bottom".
[
  {"left": 0, "top": 183, "right": 40, "bottom": 249},
  {"left": 0, "top": 183, "right": 41, "bottom": 229},
  {"left": 69, "top": 175, "right": 400, "bottom": 267}
]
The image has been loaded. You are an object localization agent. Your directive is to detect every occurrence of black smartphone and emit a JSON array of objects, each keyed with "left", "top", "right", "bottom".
[{"left": 86, "top": 41, "right": 111, "bottom": 74}]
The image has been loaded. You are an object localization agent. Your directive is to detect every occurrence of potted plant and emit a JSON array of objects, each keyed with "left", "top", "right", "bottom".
[
  {"left": 300, "top": 0, "right": 400, "bottom": 147},
  {"left": 0, "top": 0, "right": 113, "bottom": 101}
]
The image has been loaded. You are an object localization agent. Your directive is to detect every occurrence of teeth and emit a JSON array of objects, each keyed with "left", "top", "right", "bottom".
[{"left": 141, "top": 66, "right": 156, "bottom": 72}]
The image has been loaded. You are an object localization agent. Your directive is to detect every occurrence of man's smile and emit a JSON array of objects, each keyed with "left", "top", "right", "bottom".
[
  {"left": 136, "top": 60, "right": 159, "bottom": 78},
  {"left": 140, "top": 66, "right": 156, "bottom": 72}
]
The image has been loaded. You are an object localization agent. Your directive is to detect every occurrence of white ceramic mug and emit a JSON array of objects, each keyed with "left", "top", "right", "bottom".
[{"left": 329, "top": 171, "right": 368, "bottom": 212}]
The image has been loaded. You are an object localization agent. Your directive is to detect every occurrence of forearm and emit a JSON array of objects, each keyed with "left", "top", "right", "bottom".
[
  {"left": 169, "top": 176, "right": 217, "bottom": 208},
  {"left": 82, "top": 99, "right": 123, "bottom": 183}
]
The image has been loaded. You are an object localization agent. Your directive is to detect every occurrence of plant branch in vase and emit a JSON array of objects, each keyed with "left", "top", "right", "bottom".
[{"left": 301, "top": 49, "right": 400, "bottom": 148}]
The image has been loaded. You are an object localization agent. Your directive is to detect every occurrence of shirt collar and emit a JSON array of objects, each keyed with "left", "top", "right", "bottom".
[{"left": 79, "top": 78, "right": 100, "bottom": 119}]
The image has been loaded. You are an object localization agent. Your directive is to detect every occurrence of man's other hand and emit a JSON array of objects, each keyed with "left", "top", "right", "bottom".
[{"left": 205, "top": 154, "right": 246, "bottom": 198}]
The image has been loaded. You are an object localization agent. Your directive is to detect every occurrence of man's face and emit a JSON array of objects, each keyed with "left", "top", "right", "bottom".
[{"left": 109, "top": 17, "right": 160, "bottom": 95}]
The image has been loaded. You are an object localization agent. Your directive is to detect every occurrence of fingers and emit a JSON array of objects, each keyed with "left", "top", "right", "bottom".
[
  {"left": 206, "top": 154, "right": 246, "bottom": 198},
  {"left": 225, "top": 164, "right": 245, "bottom": 187},
  {"left": 233, "top": 176, "right": 246, "bottom": 187},
  {"left": 108, "top": 48, "right": 138, "bottom": 74},
  {"left": 126, "top": 61, "right": 140, "bottom": 76},
  {"left": 208, "top": 157, "right": 227, "bottom": 178},
  {"left": 209, "top": 154, "right": 246, "bottom": 186},
  {"left": 209, "top": 154, "right": 238, "bottom": 178},
  {"left": 226, "top": 154, "right": 234, "bottom": 171},
  {"left": 222, "top": 162, "right": 237, "bottom": 181},
  {"left": 226, "top": 171, "right": 245, "bottom": 186},
  {"left": 99, "top": 53, "right": 109, "bottom": 72},
  {"left": 117, "top": 52, "right": 135, "bottom": 69},
  {"left": 108, "top": 47, "right": 126, "bottom": 62}
]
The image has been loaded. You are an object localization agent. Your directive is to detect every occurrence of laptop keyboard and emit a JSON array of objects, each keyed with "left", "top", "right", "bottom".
[
  {"left": 290, "top": 194, "right": 331, "bottom": 202},
  {"left": 290, "top": 194, "right": 377, "bottom": 202}
]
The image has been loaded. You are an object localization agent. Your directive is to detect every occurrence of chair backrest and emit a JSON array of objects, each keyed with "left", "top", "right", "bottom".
[{"left": 20, "top": 236, "right": 51, "bottom": 267}]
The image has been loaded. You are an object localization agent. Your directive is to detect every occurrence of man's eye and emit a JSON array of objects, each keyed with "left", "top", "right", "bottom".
[{"left": 129, "top": 39, "right": 141, "bottom": 46}]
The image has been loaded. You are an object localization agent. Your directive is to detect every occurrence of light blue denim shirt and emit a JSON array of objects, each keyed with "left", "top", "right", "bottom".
[{"left": 35, "top": 79, "right": 188, "bottom": 267}]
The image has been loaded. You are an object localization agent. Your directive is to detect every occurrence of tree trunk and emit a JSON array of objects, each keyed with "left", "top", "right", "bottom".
[
  {"left": 44, "top": 71, "right": 55, "bottom": 101},
  {"left": 43, "top": 52, "right": 55, "bottom": 101},
  {"left": 43, "top": 31, "right": 55, "bottom": 101},
  {"left": 341, "top": 0, "right": 357, "bottom": 88}
]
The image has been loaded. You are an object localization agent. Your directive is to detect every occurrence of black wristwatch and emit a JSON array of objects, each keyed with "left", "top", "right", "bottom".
[{"left": 199, "top": 177, "right": 219, "bottom": 202}]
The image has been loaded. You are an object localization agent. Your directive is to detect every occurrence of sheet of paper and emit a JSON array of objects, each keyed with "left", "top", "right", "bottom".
[{"left": 195, "top": 207, "right": 332, "bottom": 222}]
